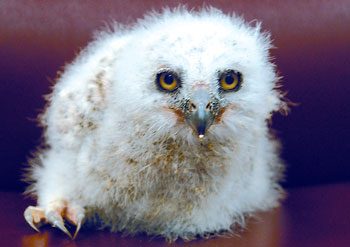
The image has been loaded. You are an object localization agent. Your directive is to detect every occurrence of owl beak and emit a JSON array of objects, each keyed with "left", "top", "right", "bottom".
[{"left": 184, "top": 87, "right": 217, "bottom": 140}]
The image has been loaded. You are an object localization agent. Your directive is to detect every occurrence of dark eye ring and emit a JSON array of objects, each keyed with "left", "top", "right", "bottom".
[
  {"left": 219, "top": 70, "right": 243, "bottom": 92},
  {"left": 156, "top": 71, "right": 181, "bottom": 92}
]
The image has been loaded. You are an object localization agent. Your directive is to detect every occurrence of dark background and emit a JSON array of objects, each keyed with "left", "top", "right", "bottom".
[{"left": 1, "top": 0, "right": 349, "bottom": 192}]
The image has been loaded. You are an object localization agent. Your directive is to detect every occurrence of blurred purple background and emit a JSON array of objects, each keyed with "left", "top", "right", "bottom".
[{"left": 1, "top": 0, "right": 349, "bottom": 192}]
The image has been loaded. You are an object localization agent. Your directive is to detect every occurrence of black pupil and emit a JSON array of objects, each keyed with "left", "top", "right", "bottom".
[
  {"left": 225, "top": 75, "right": 235, "bottom": 85},
  {"left": 164, "top": 74, "right": 174, "bottom": 85}
]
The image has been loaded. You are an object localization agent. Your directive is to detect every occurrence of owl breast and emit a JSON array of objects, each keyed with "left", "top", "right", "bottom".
[{"left": 99, "top": 134, "right": 230, "bottom": 217}]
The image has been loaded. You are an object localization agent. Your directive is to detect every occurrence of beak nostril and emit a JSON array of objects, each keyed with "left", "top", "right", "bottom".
[
  {"left": 190, "top": 102, "right": 197, "bottom": 111},
  {"left": 206, "top": 102, "right": 212, "bottom": 111}
]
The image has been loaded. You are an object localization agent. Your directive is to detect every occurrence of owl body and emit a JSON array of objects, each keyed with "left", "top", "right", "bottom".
[{"left": 25, "top": 8, "right": 285, "bottom": 240}]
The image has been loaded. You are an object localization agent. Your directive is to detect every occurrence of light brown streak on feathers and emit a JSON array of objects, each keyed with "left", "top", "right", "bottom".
[
  {"left": 164, "top": 107, "right": 185, "bottom": 123},
  {"left": 214, "top": 105, "right": 236, "bottom": 123}
]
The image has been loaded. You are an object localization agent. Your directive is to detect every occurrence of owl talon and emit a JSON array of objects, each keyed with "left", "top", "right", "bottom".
[
  {"left": 46, "top": 210, "right": 72, "bottom": 238},
  {"left": 73, "top": 218, "right": 83, "bottom": 240},
  {"left": 52, "top": 219, "right": 72, "bottom": 239},
  {"left": 24, "top": 206, "right": 45, "bottom": 232},
  {"left": 66, "top": 205, "right": 85, "bottom": 239},
  {"left": 72, "top": 211, "right": 85, "bottom": 239},
  {"left": 24, "top": 209, "right": 40, "bottom": 232}
]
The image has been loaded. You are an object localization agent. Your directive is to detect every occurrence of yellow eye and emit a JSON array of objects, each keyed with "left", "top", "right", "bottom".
[
  {"left": 219, "top": 70, "right": 242, "bottom": 91},
  {"left": 157, "top": 72, "right": 180, "bottom": 92}
]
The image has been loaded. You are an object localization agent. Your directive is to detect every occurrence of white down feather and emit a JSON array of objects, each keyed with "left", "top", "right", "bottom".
[{"left": 26, "top": 7, "right": 286, "bottom": 241}]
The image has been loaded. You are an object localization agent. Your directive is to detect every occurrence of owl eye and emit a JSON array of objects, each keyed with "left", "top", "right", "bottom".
[
  {"left": 156, "top": 71, "right": 180, "bottom": 92},
  {"left": 219, "top": 70, "right": 243, "bottom": 92}
]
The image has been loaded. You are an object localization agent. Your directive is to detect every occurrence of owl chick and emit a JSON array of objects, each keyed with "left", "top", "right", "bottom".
[{"left": 24, "top": 7, "right": 287, "bottom": 241}]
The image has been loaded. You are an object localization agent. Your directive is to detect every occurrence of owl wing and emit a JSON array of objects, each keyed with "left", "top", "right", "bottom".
[{"left": 41, "top": 33, "right": 129, "bottom": 150}]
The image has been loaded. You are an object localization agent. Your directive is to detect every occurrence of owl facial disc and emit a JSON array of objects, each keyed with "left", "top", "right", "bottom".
[{"left": 183, "top": 86, "right": 218, "bottom": 140}]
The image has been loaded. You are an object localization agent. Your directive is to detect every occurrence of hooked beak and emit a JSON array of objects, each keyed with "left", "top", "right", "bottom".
[{"left": 183, "top": 86, "right": 218, "bottom": 140}]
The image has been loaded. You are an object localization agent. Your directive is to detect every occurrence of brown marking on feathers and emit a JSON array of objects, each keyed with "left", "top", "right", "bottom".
[
  {"left": 164, "top": 107, "right": 185, "bottom": 123},
  {"left": 214, "top": 104, "right": 237, "bottom": 123}
]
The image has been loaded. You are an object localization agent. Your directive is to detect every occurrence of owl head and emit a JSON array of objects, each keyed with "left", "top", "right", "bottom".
[{"left": 108, "top": 8, "right": 283, "bottom": 144}]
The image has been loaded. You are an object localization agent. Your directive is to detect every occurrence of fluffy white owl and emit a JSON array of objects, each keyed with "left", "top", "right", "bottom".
[{"left": 24, "top": 7, "right": 287, "bottom": 241}]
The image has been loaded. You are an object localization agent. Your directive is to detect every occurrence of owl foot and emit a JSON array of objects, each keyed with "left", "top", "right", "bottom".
[{"left": 24, "top": 201, "right": 85, "bottom": 239}]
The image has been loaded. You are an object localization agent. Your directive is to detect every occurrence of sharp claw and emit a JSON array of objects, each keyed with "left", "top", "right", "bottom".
[
  {"left": 24, "top": 207, "right": 40, "bottom": 232},
  {"left": 27, "top": 219, "right": 40, "bottom": 232},
  {"left": 73, "top": 221, "right": 81, "bottom": 240},
  {"left": 73, "top": 213, "right": 85, "bottom": 240},
  {"left": 47, "top": 211, "right": 72, "bottom": 238},
  {"left": 24, "top": 211, "right": 40, "bottom": 232},
  {"left": 53, "top": 219, "right": 73, "bottom": 239}
]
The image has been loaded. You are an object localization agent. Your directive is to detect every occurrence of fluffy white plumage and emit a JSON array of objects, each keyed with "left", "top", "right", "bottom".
[{"left": 24, "top": 7, "right": 287, "bottom": 241}]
